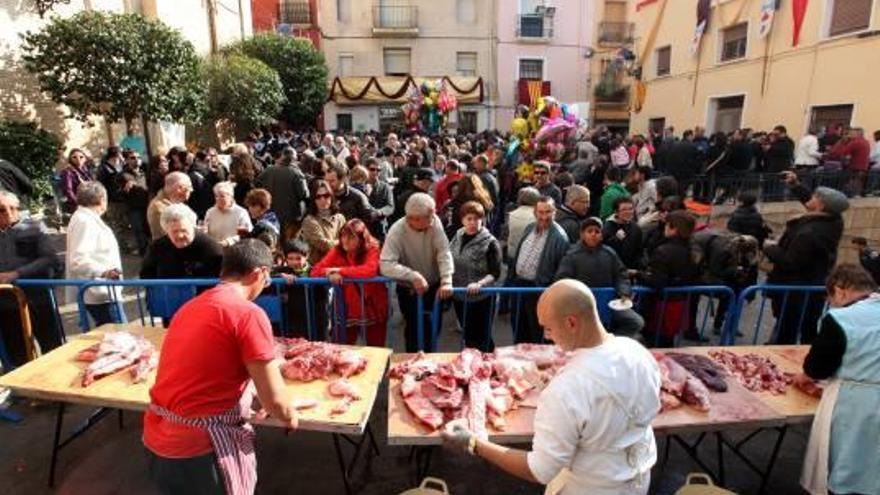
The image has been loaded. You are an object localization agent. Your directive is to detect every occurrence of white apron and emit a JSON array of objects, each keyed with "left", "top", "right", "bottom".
[
  {"left": 800, "top": 378, "right": 841, "bottom": 495},
  {"left": 543, "top": 365, "right": 653, "bottom": 495}
]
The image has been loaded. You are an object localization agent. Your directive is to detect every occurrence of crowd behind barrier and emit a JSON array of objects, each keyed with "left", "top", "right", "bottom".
[{"left": 5, "top": 278, "right": 826, "bottom": 358}]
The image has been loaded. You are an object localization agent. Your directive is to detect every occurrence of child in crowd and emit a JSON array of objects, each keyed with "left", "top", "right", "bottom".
[
  {"left": 275, "top": 240, "right": 311, "bottom": 338},
  {"left": 727, "top": 191, "right": 771, "bottom": 247},
  {"left": 244, "top": 188, "right": 281, "bottom": 247}
]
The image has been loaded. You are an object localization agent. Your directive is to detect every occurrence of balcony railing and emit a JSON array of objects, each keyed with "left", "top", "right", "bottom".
[
  {"left": 594, "top": 84, "right": 630, "bottom": 104},
  {"left": 517, "top": 14, "right": 553, "bottom": 39},
  {"left": 372, "top": 5, "right": 419, "bottom": 34},
  {"left": 598, "top": 21, "right": 634, "bottom": 44},
  {"left": 279, "top": 0, "right": 312, "bottom": 25}
]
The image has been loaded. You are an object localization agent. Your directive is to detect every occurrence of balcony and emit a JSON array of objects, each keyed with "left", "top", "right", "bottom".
[
  {"left": 279, "top": 0, "right": 312, "bottom": 26},
  {"left": 372, "top": 5, "right": 419, "bottom": 37},
  {"left": 594, "top": 84, "right": 630, "bottom": 105},
  {"left": 517, "top": 14, "right": 553, "bottom": 40},
  {"left": 598, "top": 21, "right": 635, "bottom": 45}
]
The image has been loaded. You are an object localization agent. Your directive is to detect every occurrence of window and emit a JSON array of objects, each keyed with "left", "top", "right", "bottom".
[
  {"left": 337, "top": 0, "right": 350, "bottom": 22},
  {"left": 459, "top": 111, "right": 478, "bottom": 133},
  {"left": 383, "top": 48, "right": 411, "bottom": 76},
  {"left": 828, "top": 0, "right": 872, "bottom": 37},
  {"left": 456, "top": 52, "right": 477, "bottom": 77},
  {"left": 338, "top": 54, "right": 353, "bottom": 77},
  {"left": 655, "top": 46, "right": 671, "bottom": 76},
  {"left": 336, "top": 113, "right": 353, "bottom": 133},
  {"left": 518, "top": 58, "right": 544, "bottom": 80},
  {"left": 648, "top": 118, "right": 666, "bottom": 135},
  {"left": 456, "top": 0, "right": 476, "bottom": 23},
  {"left": 720, "top": 23, "right": 748, "bottom": 62},
  {"left": 810, "top": 104, "right": 854, "bottom": 133}
]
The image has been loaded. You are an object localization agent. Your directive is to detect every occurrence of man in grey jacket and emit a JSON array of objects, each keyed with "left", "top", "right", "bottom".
[
  {"left": 380, "top": 193, "right": 454, "bottom": 352},
  {"left": 510, "top": 197, "right": 570, "bottom": 343},
  {"left": 556, "top": 217, "right": 645, "bottom": 337}
]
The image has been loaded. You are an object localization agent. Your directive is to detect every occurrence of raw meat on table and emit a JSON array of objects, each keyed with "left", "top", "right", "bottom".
[
  {"left": 276, "top": 338, "right": 368, "bottom": 382},
  {"left": 291, "top": 398, "right": 319, "bottom": 410},
  {"left": 327, "top": 379, "right": 362, "bottom": 400},
  {"left": 331, "top": 397, "right": 353, "bottom": 415},
  {"left": 667, "top": 352, "right": 728, "bottom": 392},
  {"left": 652, "top": 352, "right": 712, "bottom": 412},
  {"left": 708, "top": 350, "right": 794, "bottom": 395},
  {"left": 392, "top": 345, "right": 569, "bottom": 434},
  {"left": 79, "top": 332, "right": 156, "bottom": 387}
]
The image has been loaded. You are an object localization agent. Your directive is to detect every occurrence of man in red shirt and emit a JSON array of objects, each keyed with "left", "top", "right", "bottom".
[
  {"left": 829, "top": 127, "right": 872, "bottom": 195},
  {"left": 144, "top": 239, "right": 298, "bottom": 494}
]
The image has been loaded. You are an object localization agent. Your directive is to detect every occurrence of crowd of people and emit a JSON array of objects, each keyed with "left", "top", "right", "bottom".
[
  {"left": 2, "top": 123, "right": 880, "bottom": 495},
  {"left": 2, "top": 122, "right": 874, "bottom": 362}
]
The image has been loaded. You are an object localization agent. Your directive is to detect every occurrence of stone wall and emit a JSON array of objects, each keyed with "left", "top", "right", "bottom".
[{"left": 708, "top": 197, "right": 880, "bottom": 266}]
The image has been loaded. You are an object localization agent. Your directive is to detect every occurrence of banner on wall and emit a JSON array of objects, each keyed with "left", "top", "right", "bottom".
[
  {"left": 792, "top": 0, "right": 809, "bottom": 46},
  {"left": 689, "top": 0, "right": 712, "bottom": 56},
  {"left": 758, "top": 0, "right": 779, "bottom": 38}
]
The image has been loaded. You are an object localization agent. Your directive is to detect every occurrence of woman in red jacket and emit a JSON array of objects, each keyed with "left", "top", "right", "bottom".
[{"left": 312, "top": 218, "right": 389, "bottom": 346}]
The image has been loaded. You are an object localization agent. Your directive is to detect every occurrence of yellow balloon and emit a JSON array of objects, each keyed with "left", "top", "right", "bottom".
[
  {"left": 510, "top": 117, "right": 529, "bottom": 140},
  {"left": 423, "top": 97, "right": 434, "bottom": 107}
]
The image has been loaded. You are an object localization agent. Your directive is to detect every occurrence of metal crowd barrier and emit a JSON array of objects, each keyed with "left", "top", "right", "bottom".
[
  {"left": 8, "top": 279, "right": 826, "bottom": 352},
  {"left": 723, "top": 284, "right": 827, "bottom": 346}
]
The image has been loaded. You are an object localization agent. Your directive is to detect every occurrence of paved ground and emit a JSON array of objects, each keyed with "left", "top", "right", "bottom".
[{"left": 1, "top": 248, "right": 814, "bottom": 494}]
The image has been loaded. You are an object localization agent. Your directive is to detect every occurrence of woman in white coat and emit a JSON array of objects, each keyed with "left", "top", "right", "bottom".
[{"left": 65, "top": 181, "right": 125, "bottom": 326}]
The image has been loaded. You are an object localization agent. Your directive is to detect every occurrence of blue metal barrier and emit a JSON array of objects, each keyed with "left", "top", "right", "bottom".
[
  {"left": 723, "top": 284, "right": 827, "bottom": 346},
  {"left": 652, "top": 286, "right": 737, "bottom": 347},
  {"left": 15, "top": 279, "right": 93, "bottom": 341}
]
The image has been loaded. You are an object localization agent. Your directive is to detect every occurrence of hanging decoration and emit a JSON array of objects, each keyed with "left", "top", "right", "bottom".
[
  {"left": 689, "top": 0, "right": 712, "bottom": 56},
  {"left": 792, "top": 0, "right": 809, "bottom": 46},
  {"left": 758, "top": 0, "right": 779, "bottom": 38}
]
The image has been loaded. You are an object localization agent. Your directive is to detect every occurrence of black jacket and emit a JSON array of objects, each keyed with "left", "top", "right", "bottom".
[
  {"left": 665, "top": 140, "right": 701, "bottom": 181},
  {"left": 0, "top": 159, "right": 33, "bottom": 197},
  {"left": 140, "top": 233, "right": 224, "bottom": 279},
  {"left": 641, "top": 237, "right": 700, "bottom": 289},
  {"left": 692, "top": 229, "right": 756, "bottom": 287},
  {"left": 603, "top": 216, "right": 644, "bottom": 269},
  {"left": 555, "top": 243, "right": 631, "bottom": 297},
  {"left": 765, "top": 211, "right": 843, "bottom": 285},
  {"left": 477, "top": 171, "right": 499, "bottom": 206},
  {"left": 336, "top": 185, "right": 376, "bottom": 225},
  {"left": 727, "top": 205, "right": 770, "bottom": 246},
  {"left": 763, "top": 136, "right": 794, "bottom": 173},
  {"left": 556, "top": 204, "right": 585, "bottom": 243}
]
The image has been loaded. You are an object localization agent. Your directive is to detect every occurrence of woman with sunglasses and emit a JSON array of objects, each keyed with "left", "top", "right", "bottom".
[
  {"left": 312, "top": 219, "right": 388, "bottom": 346},
  {"left": 299, "top": 180, "right": 345, "bottom": 340}
]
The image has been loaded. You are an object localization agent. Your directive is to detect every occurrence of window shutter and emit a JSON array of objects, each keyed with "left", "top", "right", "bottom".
[
  {"left": 829, "top": 0, "right": 872, "bottom": 36},
  {"left": 384, "top": 49, "right": 411, "bottom": 76},
  {"left": 456, "top": 52, "right": 477, "bottom": 76},
  {"left": 656, "top": 46, "right": 671, "bottom": 76},
  {"left": 456, "top": 0, "right": 476, "bottom": 23},
  {"left": 604, "top": 0, "right": 627, "bottom": 22}
]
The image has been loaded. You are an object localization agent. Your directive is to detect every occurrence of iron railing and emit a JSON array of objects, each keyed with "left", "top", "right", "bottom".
[
  {"left": 598, "top": 21, "right": 635, "bottom": 44},
  {"left": 517, "top": 14, "right": 552, "bottom": 38},
  {"left": 372, "top": 5, "right": 418, "bottom": 30},
  {"left": 279, "top": 0, "right": 312, "bottom": 25}
]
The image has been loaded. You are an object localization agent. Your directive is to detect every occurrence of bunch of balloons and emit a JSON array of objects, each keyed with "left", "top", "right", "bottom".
[
  {"left": 507, "top": 95, "right": 578, "bottom": 163},
  {"left": 401, "top": 79, "right": 458, "bottom": 134}
]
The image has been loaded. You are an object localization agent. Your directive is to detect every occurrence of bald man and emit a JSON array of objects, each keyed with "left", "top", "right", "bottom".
[{"left": 443, "top": 279, "right": 661, "bottom": 494}]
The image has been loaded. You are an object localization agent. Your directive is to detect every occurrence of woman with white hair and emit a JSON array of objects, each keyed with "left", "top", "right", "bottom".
[
  {"left": 140, "top": 203, "right": 224, "bottom": 280},
  {"left": 204, "top": 181, "right": 252, "bottom": 246},
  {"left": 65, "top": 181, "right": 125, "bottom": 326}
]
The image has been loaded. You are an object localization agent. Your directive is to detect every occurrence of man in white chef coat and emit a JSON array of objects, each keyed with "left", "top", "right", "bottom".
[{"left": 442, "top": 279, "right": 661, "bottom": 495}]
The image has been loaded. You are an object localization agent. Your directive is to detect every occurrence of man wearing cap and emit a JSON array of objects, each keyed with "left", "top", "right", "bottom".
[
  {"left": 765, "top": 172, "right": 848, "bottom": 344},
  {"left": 555, "top": 217, "right": 644, "bottom": 337}
]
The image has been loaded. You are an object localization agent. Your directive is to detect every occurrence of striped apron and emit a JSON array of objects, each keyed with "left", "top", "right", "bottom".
[{"left": 149, "top": 387, "right": 257, "bottom": 495}]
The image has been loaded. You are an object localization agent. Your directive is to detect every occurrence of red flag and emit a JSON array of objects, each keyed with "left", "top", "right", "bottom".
[{"left": 792, "top": 0, "right": 808, "bottom": 46}]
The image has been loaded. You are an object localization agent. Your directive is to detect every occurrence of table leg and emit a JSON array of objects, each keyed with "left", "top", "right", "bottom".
[
  {"left": 48, "top": 402, "right": 66, "bottom": 487},
  {"left": 332, "top": 433, "right": 353, "bottom": 495},
  {"left": 331, "top": 428, "right": 380, "bottom": 495},
  {"left": 413, "top": 446, "right": 435, "bottom": 482},
  {"left": 758, "top": 427, "right": 787, "bottom": 494},
  {"left": 669, "top": 433, "right": 720, "bottom": 484},
  {"left": 716, "top": 432, "right": 725, "bottom": 486},
  {"left": 716, "top": 426, "right": 788, "bottom": 494}
]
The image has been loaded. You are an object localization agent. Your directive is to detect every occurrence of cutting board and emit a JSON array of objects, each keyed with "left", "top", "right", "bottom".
[{"left": 0, "top": 323, "right": 391, "bottom": 435}]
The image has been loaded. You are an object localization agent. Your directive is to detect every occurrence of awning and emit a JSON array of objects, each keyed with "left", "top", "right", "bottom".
[{"left": 327, "top": 76, "right": 484, "bottom": 105}]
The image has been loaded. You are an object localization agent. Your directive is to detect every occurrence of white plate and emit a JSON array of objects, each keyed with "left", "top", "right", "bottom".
[{"left": 608, "top": 298, "right": 633, "bottom": 311}]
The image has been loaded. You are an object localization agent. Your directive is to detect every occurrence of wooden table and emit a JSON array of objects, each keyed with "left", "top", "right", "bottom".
[
  {"left": 386, "top": 346, "right": 817, "bottom": 492},
  {"left": 0, "top": 323, "right": 391, "bottom": 493}
]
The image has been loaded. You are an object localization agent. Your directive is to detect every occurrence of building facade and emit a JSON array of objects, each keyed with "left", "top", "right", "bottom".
[
  {"left": 629, "top": 0, "right": 880, "bottom": 137},
  {"left": 1, "top": 0, "right": 251, "bottom": 157},
  {"left": 320, "top": 0, "right": 495, "bottom": 133},
  {"left": 495, "top": 0, "right": 595, "bottom": 132},
  {"left": 588, "top": 0, "right": 634, "bottom": 132},
  {"left": 251, "top": 0, "right": 320, "bottom": 46}
]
